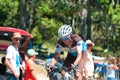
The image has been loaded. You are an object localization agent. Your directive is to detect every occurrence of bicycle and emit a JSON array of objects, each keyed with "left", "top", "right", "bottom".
[
  {"left": 45, "top": 60, "right": 78, "bottom": 80},
  {"left": 63, "top": 66, "right": 78, "bottom": 80}
]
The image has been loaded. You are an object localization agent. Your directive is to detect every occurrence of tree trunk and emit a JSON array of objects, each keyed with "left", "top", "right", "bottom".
[
  {"left": 18, "top": 0, "right": 27, "bottom": 30},
  {"left": 87, "top": 0, "right": 91, "bottom": 40}
]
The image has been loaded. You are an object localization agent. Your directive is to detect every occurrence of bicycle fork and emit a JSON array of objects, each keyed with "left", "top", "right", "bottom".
[{"left": 64, "top": 72, "right": 75, "bottom": 80}]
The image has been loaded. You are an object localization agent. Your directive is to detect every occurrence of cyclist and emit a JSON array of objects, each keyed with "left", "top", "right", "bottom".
[{"left": 47, "top": 24, "right": 86, "bottom": 80}]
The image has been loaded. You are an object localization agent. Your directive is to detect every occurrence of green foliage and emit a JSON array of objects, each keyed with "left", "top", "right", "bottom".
[
  {"left": 31, "top": 26, "right": 42, "bottom": 44},
  {"left": 0, "top": 0, "right": 19, "bottom": 26},
  {"left": 38, "top": 17, "right": 62, "bottom": 41},
  {"left": 90, "top": 0, "right": 120, "bottom": 56},
  {"left": 37, "top": 1, "right": 53, "bottom": 15}
]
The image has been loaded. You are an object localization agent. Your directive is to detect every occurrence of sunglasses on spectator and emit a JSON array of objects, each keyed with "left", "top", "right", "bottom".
[
  {"left": 87, "top": 44, "right": 92, "bottom": 46},
  {"left": 14, "top": 38, "right": 22, "bottom": 41}
]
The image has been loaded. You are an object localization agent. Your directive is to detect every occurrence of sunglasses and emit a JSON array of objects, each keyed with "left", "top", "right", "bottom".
[
  {"left": 60, "top": 36, "right": 69, "bottom": 41},
  {"left": 87, "top": 44, "right": 92, "bottom": 46},
  {"left": 14, "top": 38, "right": 22, "bottom": 41}
]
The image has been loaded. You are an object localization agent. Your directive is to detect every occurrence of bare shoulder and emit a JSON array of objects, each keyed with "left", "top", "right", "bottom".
[{"left": 27, "top": 60, "right": 34, "bottom": 66}]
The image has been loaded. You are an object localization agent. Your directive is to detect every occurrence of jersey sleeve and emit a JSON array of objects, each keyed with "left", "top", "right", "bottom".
[
  {"left": 77, "top": 40, "right": 87, "bottom": 53},
  {"left": 55, "top": 44, "right": 62, "bottom": 53},
  {"left": 6, "top": 46, "right": 13, "bottom": 59}
]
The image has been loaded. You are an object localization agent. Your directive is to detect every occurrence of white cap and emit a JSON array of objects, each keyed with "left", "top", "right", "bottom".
[
  {"left": 27, "top": 49, "right": 38, "bottom": 56},
  {"left": 85, "top": 39, "right": 94, "bottom": 46}
]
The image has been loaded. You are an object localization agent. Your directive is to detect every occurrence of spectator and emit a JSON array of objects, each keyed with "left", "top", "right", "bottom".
[
  {"left": 25, "top": 49, "right": 39, "bottom": 80},
  {"left": 5, "top": 32, "right": 24, "bottom": 80},
  {"left": 0, "top": 56, "right": 6, "bottom": 80},
  {"left": 116, "top": 58, "right": 120, "bottom": 69},
  {"left": 82, "top": 40, "right": 95, "bottom": 80},
  {"left": 116, "top": 58, "right": 120, "bottom": 79},
  {"left": 106, "top": 57, "right": 119, "bottom": 80}
]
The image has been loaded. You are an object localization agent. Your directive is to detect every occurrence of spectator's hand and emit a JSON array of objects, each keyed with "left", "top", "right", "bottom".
[
  {"left": 27, "top": 36, "right": 31, "bottom": 40},
  {"left": 20, "top": 65, "right": 25, "bottom": 74},
  {"left": 84, "top": 76, "right": 88, "bottom": 80}
]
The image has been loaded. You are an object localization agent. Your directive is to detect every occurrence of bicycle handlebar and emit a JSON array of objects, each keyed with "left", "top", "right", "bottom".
[{"left": 45, "top": 61, "right": 78, "bottom": 80}]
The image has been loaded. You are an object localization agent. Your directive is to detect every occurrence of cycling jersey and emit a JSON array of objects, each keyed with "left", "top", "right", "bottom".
[{"left": 55, "top": 34, "right": 86, "bottom": 57}]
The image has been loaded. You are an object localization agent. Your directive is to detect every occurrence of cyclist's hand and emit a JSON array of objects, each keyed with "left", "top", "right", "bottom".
[
  {"left": 61, "top": 69, "right": 65, "bottom": 77},
  {"left": 46, "top": 66, "right": 52, "bottom": 72},
  {"left": 71, "top": 64, "right": 74, "bottom": 69},
  {"left": 71, "top": 64, "right": 78, "bottom": 70}
]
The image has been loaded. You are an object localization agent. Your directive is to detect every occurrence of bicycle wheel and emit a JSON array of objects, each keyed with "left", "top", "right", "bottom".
[
  {"left": 51, "top": 72, "right": 62, "bottom": 80},
  {"left": 49, "top": 69, "right": 62, "bottom": 80}
]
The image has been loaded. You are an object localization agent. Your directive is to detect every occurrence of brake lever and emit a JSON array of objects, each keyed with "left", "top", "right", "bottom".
[{"left": 73, "top": 69, "right": 78, "bottom": 79}]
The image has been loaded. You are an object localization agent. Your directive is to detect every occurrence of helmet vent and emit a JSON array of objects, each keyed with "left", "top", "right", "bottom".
[{"left": 58, "top": 25, "right": 72, "bottom": 37}]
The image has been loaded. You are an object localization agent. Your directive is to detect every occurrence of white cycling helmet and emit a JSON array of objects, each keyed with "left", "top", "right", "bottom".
[{"left": 58, "top": 25, "right": 72, "bottom": 37}]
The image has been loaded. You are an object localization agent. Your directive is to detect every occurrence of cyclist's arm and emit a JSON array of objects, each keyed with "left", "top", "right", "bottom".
[
  {"left": 50, "top": 52, "right": 60, "bottom": 67},
  {"left": 73, "top": 41, "right": 84, "bottom": 65},
  {"left": 49, "top": 44, "right": 62, "bottom": 67},
  {"left": 74, "top": 49, "right": 82, "bottom": 66}
]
